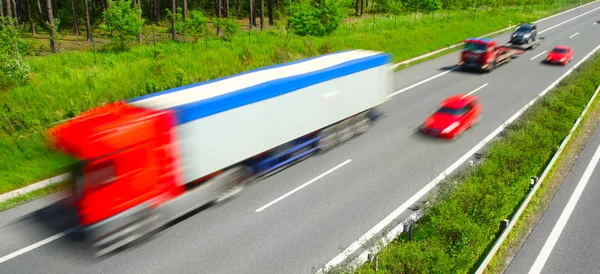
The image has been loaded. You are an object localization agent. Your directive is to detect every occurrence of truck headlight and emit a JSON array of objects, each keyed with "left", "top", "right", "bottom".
[{"left": 442, "top": 122, "right": 460, "bottom": 134}]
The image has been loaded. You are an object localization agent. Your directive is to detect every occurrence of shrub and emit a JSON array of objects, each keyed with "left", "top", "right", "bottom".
[
  {"left": 288, "top": 0, "right": 345, "bottom": 36},
  {"left": 0, "top": 20, "right": 31, "bottom": 91},
  {"left": 100, "top": 0, "right": 144, "bottom": 49}
]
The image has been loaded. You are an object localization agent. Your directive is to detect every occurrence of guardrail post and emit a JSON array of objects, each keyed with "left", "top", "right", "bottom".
[
  {"left": 498, "top": 219, "right": 509, "bottom": 236},
  {"left": 405, "top": 219, "right": 414, "bottom": 241},
  {"left": 530, "top": 176, "right": 538, "bottom": 191}
]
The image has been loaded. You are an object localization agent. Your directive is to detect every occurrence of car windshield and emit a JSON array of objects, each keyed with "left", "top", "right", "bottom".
[
  {"left": 552, "top": 48, "right": 567, "bottom": 53},
  {"left": 437, "top": 106, "right": 469, "bottom": 116},
  {"left": 463, "top": 43, "right": 486, "bottom": 52},
  {"left": 515, "top": 26, "right": 532, "bottom": 33}
]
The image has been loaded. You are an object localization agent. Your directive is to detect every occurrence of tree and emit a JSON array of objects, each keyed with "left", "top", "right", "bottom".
[
  {"left": 216, "top": 0, "right": 223, "bottom": 36},
  {"left": 35, "top": 0, "right": 44, "bottom": 27},
  {"left": 45, "top": 0, "right": 58, "bottom": 52},
  {"left": 84, "top": 0, "right": 91, "bottom": 40},
  {"left": 267, "top": 0, "right": 273, "bottom": 25},
  {"left": 5, "top": 0, "right": 13, "bottom": 27},
  {"left": 182, "top": 0, "right": 187, "bottom": 19},
  {"left": 70, "top": 0, "right": 80, "bottom": 35},
  {"left": 259, "top": 0, "right": 263, "bottom": 29},
  {"left": 249, "top": 0, "right": 254, "bottom": 29},
  {"left": 0, "top": 0, "right": 4, "bottom": 28},
  {"left": 26, "top": 0, "right": 35, "bottom": 35},
  {"left": 171, "top": 0, "right": 175, "bottom": 39},
  {"left": 100, "top": 0, "right": 144, "bottom": 49}
]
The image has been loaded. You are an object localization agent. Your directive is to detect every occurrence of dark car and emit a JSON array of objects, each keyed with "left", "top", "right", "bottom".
[{"left": 510, "top": 23, "right": 537, "bottom": 45}]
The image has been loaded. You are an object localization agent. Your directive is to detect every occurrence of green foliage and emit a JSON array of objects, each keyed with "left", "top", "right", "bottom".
[
  {"left": 185, "top": 10, "right": 210, "bottom": 42},
  {"left": 355, "top": 55, "right": 600, "bottom": 273},
  {"left": 100, "top": 0, "right": 144, "bottom": 49},
  {"left": 288, "top": 0, "right": 345, "bottom": 36},
  {"left": 215, "top": 18, "right": 242, "bottom": 41},
  {"left": 0, "top": 19, "right": 31, "bottom": 91}
]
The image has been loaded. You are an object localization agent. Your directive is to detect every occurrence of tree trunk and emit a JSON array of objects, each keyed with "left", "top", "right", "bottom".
[
  {"left": 360, "top": 0, "right": 364, "bottom": 16},
  {"left": 45, "top": 0, "right": 58, "bottom": 52},
  {"left": 5, "top": 0, "right": 13, "bottom": 26},
  {"left": 252, "top": 0, "right": 256, "bottom": 26},
  {"left": 182, "top": 0, "right": 187, "bottom": 19},
  {"left": 11, "top": 0, "right": 19, "bottom": 27},
  {"left": 84, "top": 0, "right": 91, "bottom": 41},
  {"left": 26, "top": 0, "right": 35, "bottom": 34},
  {"left": 267, "top": 0, "right": 272, "bottom": 25},
  {"left": 248, "top": 0, "right": 253, "bottom": 29},
  {"left": 51, "top": 0, "right": 57, "bottom": 19},
  {"left": 100, "top": 0, "right": 105, "bottom": 10},
  {"left": 355, "top": 0, "right": 358, "bottom": 14},
  {"left": 171, "top": 0, "right": 175, "bottom": 40},
  {"left": 237, "top": 0, "right": 240, "bottom": 15},
  {"left": 276, "top": 0, "right": 279, "bottom": 12},
  {"left": 224, "top": 0, "right": 228, "bottom": 18},
  {"left": 0, "top": 0, "right": 4, "bottom": 28},
  {"left": 259, "top": 0, "right": 263, "bottom": 29},
  {"left": 216, "top": 0, "right": 223, "bottom": 36},
  {"left": 155, "top": 0, "right": 160, "bottom": 21},
  {"left": 35, "top": 0, "right": 43, "bottom": 26},
  {"left": 70, "top": 0, "right": 79, "bottom": 35},
  {"left": 135, "top": 0, "right": 141, "bottom": 42}
]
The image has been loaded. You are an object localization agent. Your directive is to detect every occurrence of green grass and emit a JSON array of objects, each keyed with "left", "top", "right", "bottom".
[
  {"left": 352, "top": 53, "right": 600, "bottom": 273},
  {"left": 0, "top": 1, "right": 592, "bottom": 195},
  {"left": 0, "top": 181, "right": 70, "bottom": 212}
]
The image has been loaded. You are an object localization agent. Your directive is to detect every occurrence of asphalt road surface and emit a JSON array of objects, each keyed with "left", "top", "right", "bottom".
[
  {"left": 504, "top": 117, "right": 600, "bottom": 274},
  {"left": 2, "top": 2, "right": 600, "bottom": 273}
]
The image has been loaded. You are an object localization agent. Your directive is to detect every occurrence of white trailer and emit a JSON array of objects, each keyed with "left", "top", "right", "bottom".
[{"left": 129, "top": 49, "right": 393, "bottom": 183}]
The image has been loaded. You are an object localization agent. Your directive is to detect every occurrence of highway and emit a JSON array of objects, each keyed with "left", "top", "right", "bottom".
[
  {"left": 1, "top": 2, "right": 600, "bottom": 273},
  {"left": 504, "top": 117, "right": 600, "bottom": 274}
]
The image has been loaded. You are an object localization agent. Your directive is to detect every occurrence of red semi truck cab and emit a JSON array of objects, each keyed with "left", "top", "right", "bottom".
[
  {"left": 459, "top": 38, "right": 498, "bottom": 71},
  {"left": 48, "top": 101, "right": 185, "bottom": 226}
]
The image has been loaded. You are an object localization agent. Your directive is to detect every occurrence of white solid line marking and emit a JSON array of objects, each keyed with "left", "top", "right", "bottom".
[
  {"left": 569, "top": 32, "right": 580, "bottom": 38},
  {"left": 528, "top": 144, "right": 600, "bottom": 274},
  {"left": 531, "top": 50, "right": 548, "bottom": 60},
  {"left": 462, "top": 83, "right": 488, "bottom": 99},
  {"left": 388, "top": 70, "right": 454, "bottom": 98},
  {"left": 316, "top": 42, "right": 600, "bottom": 274},
  {"left": 539, "top": 6, "right": 600, "bottom": 34},
  {"left": 0, "top": 227, "right": 76, "bottom": 264},
  {"left": 255, "top": 159, "right": 352, "bottom": 212}
]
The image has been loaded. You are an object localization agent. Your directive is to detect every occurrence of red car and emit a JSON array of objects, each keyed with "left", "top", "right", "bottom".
[
  {"left": 545, "top": 45, "right": 573, "bottom": 65},
  {"left": 421, "top": 94, "right": 482, "bottom": 139}
]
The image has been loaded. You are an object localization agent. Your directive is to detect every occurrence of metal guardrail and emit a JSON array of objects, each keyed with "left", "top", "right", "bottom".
[{"left": 474, "top": 81, "right": 600, "bottom": 274}]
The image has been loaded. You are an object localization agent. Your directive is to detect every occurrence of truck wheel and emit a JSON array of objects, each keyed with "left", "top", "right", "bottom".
[
  {"left": 336, "top": 118, "right": 356, "bottom": 144},
  {"left": 353, "top": 112, "right": 372, "bottom": 135},
  {"left": 317, "top": 127, "right": 338, "bottom": 151},
  {"left": 213, "top": 165, "right": 251, "bottom": 203}
]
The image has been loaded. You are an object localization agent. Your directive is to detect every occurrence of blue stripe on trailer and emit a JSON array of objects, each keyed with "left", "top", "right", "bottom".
[
  {"left": 169, "top": 52, "right": 391, "bottom": 125},
  {"left": 126, "top": 50, "right": 353, "bottom": 103}
]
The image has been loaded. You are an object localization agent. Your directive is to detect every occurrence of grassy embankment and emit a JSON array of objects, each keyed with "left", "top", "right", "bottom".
[
  {"left": 352, "top": 52, "right": 600, "bottom": 273},
  {"left": 0, "top": 1, "right": 591, "bottom": 196}
]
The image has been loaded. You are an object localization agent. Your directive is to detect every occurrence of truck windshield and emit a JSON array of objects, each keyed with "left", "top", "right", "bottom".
[
  {"left": 463, "top": 43, "right": 486, "bottom": 53},
  {"left": 70, "top": 158, "right": 116, "bottom": 196}
]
